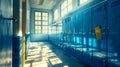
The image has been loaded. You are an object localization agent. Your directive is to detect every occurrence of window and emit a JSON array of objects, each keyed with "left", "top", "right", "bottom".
[
  {"left": 54, "top": 9, "right": 59, "bottom": 21},
  {"left": 34, "top": 12, "right": 48, "bottom": 34},
  {"left": 68, "top": 0, "right": 72, "bottom": 12},
  {"left": 35, "top": 21, "right": 41, "bottom": 25},
  {"left": 61, "top": 0, "right": 72, "bottom": 17},
  {"left": 42, "top": 13, "right": 48, "bottom": 17},
  {"left": 35, "top": 26, "right": 41, "bottom": 34},
  {"left": 51, "top": 26, "right": 56, "bottom": 34},
  {"left": 57, "top": 26, "right": 62, "bottom": 33},
  {"left": 80, "top": 0, "right": 88, "bottom": 4},
  {"left": 35, "top": 12, "right": 41, "bottom": 20},
  {"left": 42, "top": 21, "right": 48, "bottom": 25},
  {"left": 35, "top": 12, "right": 42, "bottom": 34},
  {"left": 42, "top": 26, "right": 48, "bottom": 29}
]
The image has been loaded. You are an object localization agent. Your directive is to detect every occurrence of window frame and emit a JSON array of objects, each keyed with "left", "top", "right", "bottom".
[
  {"left": 54, "top": 8, "right": 59, "bottom": 21},
  {"left": 34, "top": 12, "right": 49, "bottom": 34}
]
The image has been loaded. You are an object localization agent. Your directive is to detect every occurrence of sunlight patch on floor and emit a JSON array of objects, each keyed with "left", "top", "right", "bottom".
[
  {"left": 49, "top": 57, "right": 63, "bottom": 65},
  {"left": 25, "top": 42, "right": 63, "bottom": 67}
]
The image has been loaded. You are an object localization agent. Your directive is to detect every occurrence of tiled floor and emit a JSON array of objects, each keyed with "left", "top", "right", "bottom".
[{"left": 24, "top": 42, "right": 88, "bottom": 67}]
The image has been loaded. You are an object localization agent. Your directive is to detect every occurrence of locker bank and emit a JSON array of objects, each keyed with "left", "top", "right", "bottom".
[{"left": 0, "top": 0, "right": 120, "bottom": 67}]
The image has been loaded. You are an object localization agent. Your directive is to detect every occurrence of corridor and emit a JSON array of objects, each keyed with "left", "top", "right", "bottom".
[{"left": 1, "top": 0, "right": 120, "bottom": 67}]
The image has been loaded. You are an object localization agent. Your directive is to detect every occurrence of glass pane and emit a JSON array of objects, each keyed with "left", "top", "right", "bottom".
[
  {"left": 80, "top": 0, "right": 83, "bottom": 4},
  {"left": 35, "top": 12, "right": 41, "bottom": 17},
  {"left": 61, "top": 3, "right": 64, "bottom": 9},
  {"left": 35, "top": 21, "right": 41, "bottom": 25},
  {"left": 42, "top": 17, "right": 48, "bottom": 21},
  {"left": 64, "top": 0, "right": 67, "bottom": 7},
  {"left": 84, "top": 0, "right": 88, "bottom": 2},
  {"left": 35, "top": 26, "right": 41, "bottom": 30},
  {"left": 61, "top": 9, "right": 64, "bottom": 17},
  {"left": 42, "top": 30, "right": 47, "bottom": 34},
  {"left": 35, "top": 17, "right": 41, "bottom": 20},
  {"left": 35, "top": 31, "right": 38, "bottom": 34},
  {"left": 62, "top": 0, "right": 67, "bottom": 9},
  {"left": 42, "top": 21, "right": 48, "bottom": 25},
  {"left": 52, "top": 27, "right": 56, "bottom": 30},
  {"left": 42, "top": 13, "right": 48, "bottom": 17},
  {"left": 58, "top": 27, "right": 62, "bottom": 30},
  {"left": 68, "top": 0, "right": 72, "bottom": 5},
  {"left": 64, "top": 8, "right": 67, "bottom": 15},
  {"left": 51, "top": 29, "right": 56, "bottom": 34},
  {"left": 35, "top": 30, "right": 41, "bottom": 34},
  {"left": 80, "top": 0, "right": 88, "bottom": 4},
  {"left": 68, "top": 5, "right": 72, "bottom": 12},
  {"left": 54, "top": 9, "right": 59, "bottom": 20},
  {"left": 58, "top": 26, "right": 62, "bottom": 33},
  {"left": 42, "top": 26, "right": 48, "bottom": 29}
]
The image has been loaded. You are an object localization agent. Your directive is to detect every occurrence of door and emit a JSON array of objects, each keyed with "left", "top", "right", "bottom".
[{"left": 0, "top": 0, "right": 13, "bottom": 67}]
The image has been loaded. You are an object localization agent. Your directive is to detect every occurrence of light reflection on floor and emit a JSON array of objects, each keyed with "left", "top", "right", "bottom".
[
  {"left": 24, "top": 42, "right": 88, "bottom": 67},
  {"left": 24, "top": 42, "right": 63, "bottom": 67},
  {"left": 63, "top": 65, "right": 69, "bottom": 67}
]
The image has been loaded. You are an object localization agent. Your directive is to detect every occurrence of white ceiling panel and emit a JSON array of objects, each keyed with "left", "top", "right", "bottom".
[{"left": 30, "top": 0, "right": 62, "bottom": 9}]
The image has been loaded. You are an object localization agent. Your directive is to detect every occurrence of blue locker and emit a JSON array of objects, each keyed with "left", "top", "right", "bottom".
[
  {"left": 92, "top": 2, "right": 107, "bottom": 51},
  {"left": 108, "top": 0, "right": 120, "bottom": 58},
  {"left": 76, "top": 12, "right": 83, "bottom": 45},
  {"left": 107, "top": 0, "right": 120, "bottom": 66},
  {"left": 91, "top": 2, "right": 108, "bottom": 67},
  {"left": 82, "top": 9, "right": 93, "bottom": 65},
  {"left": 71, "top": 15, "right": 76, "bottom": 44},
  {"left": 82, "top": 9, "right": 92, "bottom": 48},
  {"left": 0, "top": 0, "right": 13, "bottom": 67}
]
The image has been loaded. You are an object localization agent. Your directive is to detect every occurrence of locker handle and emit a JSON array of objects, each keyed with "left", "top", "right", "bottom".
[{"left": 0, "top": 17, "right": 17, "bottom": 22}]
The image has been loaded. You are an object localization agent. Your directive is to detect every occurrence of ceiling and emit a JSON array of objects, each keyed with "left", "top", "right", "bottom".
[{"left": 30, "top": 0, "right": 62, "bottom": 9}]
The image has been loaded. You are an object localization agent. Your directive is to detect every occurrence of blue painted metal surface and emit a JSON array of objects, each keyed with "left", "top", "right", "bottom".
[
  {"left": 12, "top": 36, "right": 22, "bottom": 67},
  {"left": 0, "top": 0, "right": 13, "bottom": 67},
  {"left": 49, "top": 0, "right": 120, "bottom": 67},
  {"left": 108, "top": 0, "right": 120, "bottom": 58}
]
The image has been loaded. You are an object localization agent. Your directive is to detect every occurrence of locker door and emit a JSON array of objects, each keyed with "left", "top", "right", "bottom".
[
  {"left": 92, "top": 2, "right": 107, "bottom": 51},
  {"left": 71, "top": 15, "right": 76, "bottom": 44},
  {"left": 0, "top": 0, "right": 13, "bottom": 67},
  {"left": 69, "top": 16, "right": 73, "bottom": 43},
  {"left": 82, "top": 9, "right": 91, "bottom": 48},
  {"left": 62, "top": 20, "right": 67, "bottom": 42},
  {"left": 76, "top": 12, "right": 83, "bottom": 45},
  {"left": 73, "top": 15, "right": 77, "bottom": 44},
  {"left": 91, "top": 2, "right": 110, "bottom": 67},
  {"left": 67, "top": 17, "right": 71, "bottom": 43},
  {"left": 108, "top": 0, "right": 120, "bottom": 59},
  {"left": 75, "top": 14, "right": 79, "bottom": 44}
]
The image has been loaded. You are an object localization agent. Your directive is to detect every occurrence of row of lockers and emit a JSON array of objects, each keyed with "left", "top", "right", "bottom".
[
  {"left": 61, "top": 0, "right": 120, "bottom": 57},
  {"left": 49, "top": 0, "right": 120, "bottom": 67}
]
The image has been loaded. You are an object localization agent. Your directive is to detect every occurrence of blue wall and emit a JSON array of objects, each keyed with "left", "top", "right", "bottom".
[{"left": 0, "top": 0, "right": 13, "bottom": 67}]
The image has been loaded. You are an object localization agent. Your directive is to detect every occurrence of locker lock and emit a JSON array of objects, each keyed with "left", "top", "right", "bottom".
[{"left": 95, "top": 26, "right": 102, "bottom": 40}]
